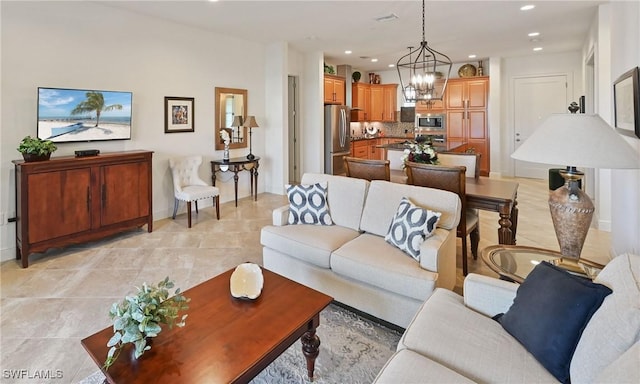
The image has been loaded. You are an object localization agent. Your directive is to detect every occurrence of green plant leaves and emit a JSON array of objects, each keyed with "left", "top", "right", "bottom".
[{"left": 103, "top": 276, "right": 190, "bottom": 371}]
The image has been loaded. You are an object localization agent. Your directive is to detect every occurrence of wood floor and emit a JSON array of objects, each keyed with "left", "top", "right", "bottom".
[{"left": 0, "top": 175, "right": 612, "bottom": 383}]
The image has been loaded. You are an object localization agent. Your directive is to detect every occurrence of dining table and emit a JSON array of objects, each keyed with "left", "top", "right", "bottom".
[{"left": 465, "top": 176, "right": 519, "bottom": 246}]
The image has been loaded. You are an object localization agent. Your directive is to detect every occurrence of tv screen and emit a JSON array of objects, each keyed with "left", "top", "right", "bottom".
[{"left": 38, "top": 87, "right": 132, "bottom": 143}]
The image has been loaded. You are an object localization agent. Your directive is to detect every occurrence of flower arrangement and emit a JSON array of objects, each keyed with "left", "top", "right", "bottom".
[
  {"left": 401, "top": 136, "right": 438, "bottom": 167},
  {"left": 104, "top": 277, "right": 190, "bottom": 370},
  {"left": 220, "top": 129, "right": 231, "bottom": 146}
]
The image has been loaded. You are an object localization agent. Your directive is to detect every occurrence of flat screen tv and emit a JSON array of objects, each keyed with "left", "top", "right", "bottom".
[{"left": 37, "top": 87, "right": 132, "bottom": 143}]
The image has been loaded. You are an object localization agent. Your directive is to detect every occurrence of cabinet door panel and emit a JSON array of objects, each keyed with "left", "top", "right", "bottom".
[
  {"left": 370, "top": 86, "right": 384, "bottom": 121},
  {"left": 28, "top": 169, "right": 91, "bottom": 243},
  {"left": 468, "top": 110, "right": 487, "bottom": 139},
  {"left": 446, "top": 111, "right": 466, "bottom": 140},
  {"left": 323, "top": 78, "right": 335, "bottom": 103},
  {"left": 101, "top": 162, "right": 150, "bottom": 226},
  {"left": 334, "top": 78, "right": 345, "bottom": 105},
  {"left": 445, "top": 82, "right": 465, "bottom": 109},
  {"left": 467, "top": 80, "right": 488, "bottom": 108}
]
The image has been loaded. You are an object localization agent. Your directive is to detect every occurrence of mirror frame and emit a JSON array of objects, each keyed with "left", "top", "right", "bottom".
[{"left": 215, "top": 87, "right": 248, "bottom": 150}]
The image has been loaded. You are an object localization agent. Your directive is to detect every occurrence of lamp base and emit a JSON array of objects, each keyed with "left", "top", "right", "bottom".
[
  {"left": 549, "top": 170, "right": 594, "bottom": 259},
  {"left": 246, "top": 153, "right": 255, "bottom": 160}
]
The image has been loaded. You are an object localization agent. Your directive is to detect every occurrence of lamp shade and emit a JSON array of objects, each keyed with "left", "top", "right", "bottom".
[
  {"left": 243, "top": 115, "right": 259, "bottom": 128},
  {"left": 511, "top": 114, "right": 639, "bottom": 169},
  {"left": 231, "top": 115, "right": 243, "bottom": 127}
]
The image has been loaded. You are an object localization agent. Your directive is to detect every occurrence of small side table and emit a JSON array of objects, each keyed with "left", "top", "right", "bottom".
[
  {"left": 481, "top": 245, "right": 604, "bottom": 283},
  {"left": 211, "top": 156, "right": 260, "bottom": 207}
]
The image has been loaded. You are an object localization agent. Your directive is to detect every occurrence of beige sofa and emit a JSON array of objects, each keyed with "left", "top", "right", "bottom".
[
  {"left": 261, "top": 173, "right": 462, "bottom": 328},
  {"left": 374, "top": 253, "right": 640, "bottom": 383}
]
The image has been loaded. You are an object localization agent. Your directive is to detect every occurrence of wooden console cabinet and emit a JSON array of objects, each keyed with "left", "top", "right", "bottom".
[{"left": 13, "top": 150, "right": 153, "bottom": 267}]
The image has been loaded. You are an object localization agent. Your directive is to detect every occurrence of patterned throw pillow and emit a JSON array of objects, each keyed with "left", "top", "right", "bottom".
[
  {"left": 385, "top": 197, "right": 441, "bottom": 261},
  {"left": 286, "top": 182, "right": 333, "bottom": 225}
]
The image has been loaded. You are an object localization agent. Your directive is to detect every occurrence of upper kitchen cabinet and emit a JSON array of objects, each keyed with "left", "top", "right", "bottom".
[
  {"left": 369, "top": 84, "right": 398, "bottom": 122},
  {"left": 446, "top": 77, "right": 488, "bottom": 110},
  {"left": 351, "top": 83, "right": 371, "bottom": 122},
  {"left": 324, "top": 74, "right": 346, "bottom": 105}
]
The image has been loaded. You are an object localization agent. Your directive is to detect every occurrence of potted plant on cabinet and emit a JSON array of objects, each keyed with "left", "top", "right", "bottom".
[
  {"left": 17, "top": 136, "right": 57, "bottom": 162},
  {"left": 103, "top": 277, "right": 190, "bottom": 370},
  {"left": 352, "top": 71, "right": 361, "bottom": 83}
]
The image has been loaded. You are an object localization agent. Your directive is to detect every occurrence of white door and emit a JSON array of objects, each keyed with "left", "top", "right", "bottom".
[{"left": 513, "top": 75, "right": 568, "bottom": 178}]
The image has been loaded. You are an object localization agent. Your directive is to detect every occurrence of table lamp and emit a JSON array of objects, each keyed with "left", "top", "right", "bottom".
[
  {"left": 243, "top": 115, "right": 259, "bottom": 160},
  {"left": 511, "top": 112, "right": 639, "bottom": 259}
]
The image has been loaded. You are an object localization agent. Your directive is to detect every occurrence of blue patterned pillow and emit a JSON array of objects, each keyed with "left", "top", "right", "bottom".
[
  {"left": 385, "top": 197, "right": 441, "bottom": 260},
  {"left": 286, "top": 182, "right": 333, "bottom": 225}
]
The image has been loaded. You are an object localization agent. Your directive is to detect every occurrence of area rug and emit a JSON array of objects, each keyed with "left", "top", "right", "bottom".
[{"left": 79, "top": 304, "right": 402, "bottom": 383}]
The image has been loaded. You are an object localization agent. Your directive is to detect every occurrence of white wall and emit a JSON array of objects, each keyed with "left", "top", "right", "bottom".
[
  {"left": 0, "top": 2, "right": 267, "bottom": 261},
  {"left": 605, "top": 2, "right": 640, "bottom": 255}
]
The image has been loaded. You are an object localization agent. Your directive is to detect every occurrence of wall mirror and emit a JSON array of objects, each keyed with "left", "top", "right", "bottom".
[{"left": 215, "top": 87, "right": 248, "bottom": 150}]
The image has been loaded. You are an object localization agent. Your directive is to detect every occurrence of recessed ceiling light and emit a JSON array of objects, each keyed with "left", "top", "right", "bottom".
[
  {"left": 520, "top": 5, "right": 535, "bottom": 11},
  {"left": 528, "top": 32, "right": 540, "bottom": 37},
  {"left": 388, "top": 64, "right": 395, "bottom": 68},
  {"left": 371, "top": 58, "right": 378, "bottom": 62},
  {"left": 345, "top": 50, "right": 352, "bottom": 55},
  {"left": 533, "top": 47, "right": 543, "bottom": 51},
  {"left": 468, "top": 54, "right": 476, "bottom": 59}
]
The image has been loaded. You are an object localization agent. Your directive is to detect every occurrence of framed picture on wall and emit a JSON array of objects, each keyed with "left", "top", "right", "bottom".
[
  {"left": 164, "top": 96, "right": 195, "bottom": 133},
  {"left": 613, "top": 66, "right": 640, "bottom": 139}
]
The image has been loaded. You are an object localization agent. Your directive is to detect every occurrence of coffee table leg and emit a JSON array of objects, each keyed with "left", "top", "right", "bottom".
[{"left": 301, "top": 329, "right": 320, "bottom": 381}]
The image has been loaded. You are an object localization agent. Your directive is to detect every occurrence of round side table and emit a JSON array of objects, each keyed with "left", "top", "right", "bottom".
[{"left": 481, "top": 245, "right": 604, "bottom": 283}]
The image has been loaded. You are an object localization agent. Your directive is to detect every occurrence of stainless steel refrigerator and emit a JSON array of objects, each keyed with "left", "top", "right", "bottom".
[{"left": 324, "top": 105, "right": 351, "bottom": 175}]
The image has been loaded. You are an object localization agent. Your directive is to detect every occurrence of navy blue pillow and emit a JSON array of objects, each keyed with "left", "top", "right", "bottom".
[{"left": 497, "top": 261, "right": 612, "bottom": 384}]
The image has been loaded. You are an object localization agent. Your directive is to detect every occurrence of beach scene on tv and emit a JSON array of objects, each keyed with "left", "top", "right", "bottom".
[{"left": 37, "top": 88, "right": 132, "bottom": 142}]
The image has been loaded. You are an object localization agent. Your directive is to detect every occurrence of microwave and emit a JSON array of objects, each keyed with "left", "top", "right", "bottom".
[{"left": 415, "top": 114, "right": 445, "bottom": 131}]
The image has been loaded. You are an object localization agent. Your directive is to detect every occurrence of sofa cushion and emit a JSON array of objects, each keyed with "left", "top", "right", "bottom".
[
  {"left": 594, "top": 340, "right": 640, "bottom": 384},
  {"left": 301, "top": 173, "right": 369, "bottom": 231},
  {"left": 361, "top": 180, "right": 461, "bottom": 237},
  {"left": 330, "top": 233, "right": 437, "bottom": 301},
  {"left": 384, "top": 197, "right": 441, "bottom": 261},
  {"left": 373, "top": 349, "right": 476, "bottom": 384},
  {"left": 260, "top": 224, "right": 360, "bottom": 269},
  {"left": 286, "top": 182, "right": 333, "bottom": 225},
  {"left": 497, "top": 261, "right": 612, "bottom": 384},
  {"left": 571, "top": 253, "right": 640, "bottom": 383},
  {"left": 400, "top": 289, "right": 558, "bottom": 383}
]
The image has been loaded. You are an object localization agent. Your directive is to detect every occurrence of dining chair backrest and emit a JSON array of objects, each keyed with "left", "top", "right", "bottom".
[
  {"left": 438, "top": 152, "right": 481, "bottom": 179},
  {"left": 344, "top": 157, "right": 391, "bottom": 181}
]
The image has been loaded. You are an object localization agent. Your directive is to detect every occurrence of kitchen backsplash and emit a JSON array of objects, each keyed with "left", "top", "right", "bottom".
[{"left": 350, "top": 120, "right": 415, "bottom": 138}]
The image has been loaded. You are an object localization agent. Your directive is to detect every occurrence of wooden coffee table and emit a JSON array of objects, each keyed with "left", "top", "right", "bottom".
[{"left": 81, "top": 268, "right": 333, "bottom": 383}]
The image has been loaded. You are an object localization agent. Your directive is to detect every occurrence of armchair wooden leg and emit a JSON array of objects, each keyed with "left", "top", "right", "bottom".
[
  {"left": 187, "top": 201, "right": 192, "bottom": 228},
  {"left": 214, "top": 196, "right": 220, "bottom": 220}
]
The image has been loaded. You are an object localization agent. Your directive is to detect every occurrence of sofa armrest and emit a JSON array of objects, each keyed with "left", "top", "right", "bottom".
[
  {"left": 418, "top": 228, "right": 449, "bottom": 272},
  {"left": 463, "top": 273, "right": 518, "bottom": 317},
  {"left": 272, "top": 205, "right": 290, "bottom": 226}
]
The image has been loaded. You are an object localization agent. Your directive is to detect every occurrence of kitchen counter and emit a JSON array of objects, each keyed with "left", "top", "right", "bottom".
[{"left": 378, "top": 141, "right": 464, "bottom": 152}]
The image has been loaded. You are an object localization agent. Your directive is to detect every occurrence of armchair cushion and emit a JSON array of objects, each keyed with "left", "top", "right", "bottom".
[
  {"left": 384, "top": 197, "right": 441, "bottom": 261},
  {"left": 496, "top": 261, "right": 613, "bottom": 383},
  {"left": 286, "top": 182, "right": 333, "bottom": 225}
]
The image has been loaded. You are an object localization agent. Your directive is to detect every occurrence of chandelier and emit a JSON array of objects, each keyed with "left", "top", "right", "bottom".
[{"left": 396, "top": 0, "right": 452, "bottom": 105}]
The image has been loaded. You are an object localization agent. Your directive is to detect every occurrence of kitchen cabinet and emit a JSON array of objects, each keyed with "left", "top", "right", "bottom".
[
  {"left": 324, "top": 74, "right": 346, "bottom": 105},
  {"left": 445, "top": 77, "right": 489, "bottom": 176},
  {"left": 353, "top": 83, "right": 397, "bottom": 122},
  {"left": 13, "top": 150, "right": 153, "bottom": 267},
  {"left": 351, "top": 138, "right": 390, "bottom": 160},
  {"left": 370, "top": 84, "right": 398, "bottom": 122},
  {"left": 351, "top": 83, "right": 371, "bottom": 122}
]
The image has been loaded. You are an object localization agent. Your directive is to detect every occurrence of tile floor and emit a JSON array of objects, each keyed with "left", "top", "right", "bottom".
[{"left": 0, "top": 176, "right": 612, "bottom": 383}]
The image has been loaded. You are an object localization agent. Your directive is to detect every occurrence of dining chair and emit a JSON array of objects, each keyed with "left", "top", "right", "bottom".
[
  {"left": 169, "top": 156, "right": 220, "bottom": 228},
  {"left": 438, "top": 152, "right": 481, "bottom": 179},
  {"left": 344, "top": 157, "right": 391, "bottom": 181},
  {"left": 405, "top": 161, "right": 479, "bottom": 276}
]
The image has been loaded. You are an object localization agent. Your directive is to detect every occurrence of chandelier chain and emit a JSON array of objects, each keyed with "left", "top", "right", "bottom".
[{"left": 422, "top": 0, "right": 426, "bottom": 42}]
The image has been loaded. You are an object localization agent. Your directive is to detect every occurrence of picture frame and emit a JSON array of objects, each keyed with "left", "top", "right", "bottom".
[
  {"left": 613, "top": 66, "right": 640, "bottom": 139},
  {"left": 164, "top": 97, "right": 195, "bottom": 133}
]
